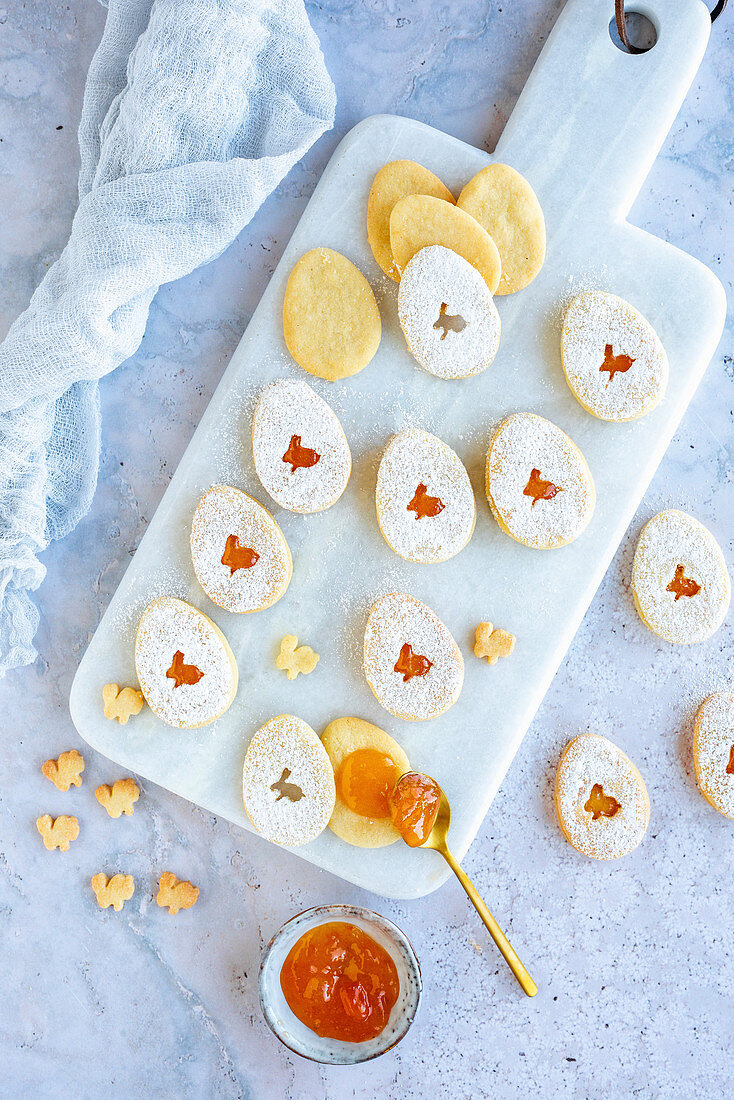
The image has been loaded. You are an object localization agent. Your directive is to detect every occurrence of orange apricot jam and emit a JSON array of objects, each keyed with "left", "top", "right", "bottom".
[
  {"left": 280, "top": 921, "right": 400, "bottom": 1043},
  {"left": 389, "top": 771, "right": 442, "bottom": 847},
  {"left": 336, "top": 749, "right": 400, "bottom": 819}
]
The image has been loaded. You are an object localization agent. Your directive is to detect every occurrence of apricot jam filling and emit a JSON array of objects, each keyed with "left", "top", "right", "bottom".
[
  {"left": 666, "top": 563, "right": 700, "bottom": 601},
  {"left": 523, "top": 467, "right": 562, "bottom": 507},
  {"left": 280, "top": 921, "right": 399, "bottom": 1043},
  {"left": 166, "top": 650, "right": 204, "bottom": 688},
  {"left": 393, "top": 642, "right": 432, "bottom": 682},
  {"left": 336, "top": 749, "right": 400, "bottom": 819},
  {"left": 584, "top": 783, "right": 621, "bottom": 821},
  {"left": 389, "top": 771, "right": 442, "bottom": 847}
]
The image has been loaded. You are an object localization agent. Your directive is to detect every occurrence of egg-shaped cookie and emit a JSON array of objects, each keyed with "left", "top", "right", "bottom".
[
  {"left": 322, "top": 717, "right": 410, "bottom": 848},
  {"left": 242, "top": 714, "right": 335, "bottom": 846},
  {"left": 390, "top": 195, "right": 501, "bottom": 294},
  {"left": 252, "top": 379, "right": 351, "bottom": 514},
  {"left": 283, "top": 247, "right": 381, "bottom": 381},
  {"left": 376, "top": 428, "right": 475, "bottom": 564},
  {"left": 457, "top": 163, "right": 545, "bottom": 295},
  {"left": 631, "top": 510, "right": 730, "bottom": 644},
  {"left": 363, "top": 592, "right": 463, "bottom": 721},
  {"left": 561, "top": 291, "right": 668, "bottom": 422},
  {"left": 693, "top": 693, "right": 734, "bottom": 820},
  {"left": 554, "top": 734, "right": 650, "bottom": 860},
  {"left": 367, "top": 159, "right": 455, "bottom": 281},
  {"left": 397, "top": 246, "right": 501, "bottom": 379},
  {"left": 191, "top": 485, "right": 291, "bottom": 613},
  {"left": 135, "top": 596, "right": 238, "bottom": 729},
  {"left": 485, "top": 412, "right": 595, "bottom": 549}
]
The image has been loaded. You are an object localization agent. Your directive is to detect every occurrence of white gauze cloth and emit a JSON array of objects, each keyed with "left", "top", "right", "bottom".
[{"left": 0, "top": 0, "right": 335, "bottom": 674}]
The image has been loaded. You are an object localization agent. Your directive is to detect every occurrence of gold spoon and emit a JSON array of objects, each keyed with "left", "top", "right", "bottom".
[{"left": 392, "top": 772, "right": 538, "bottom": 998}]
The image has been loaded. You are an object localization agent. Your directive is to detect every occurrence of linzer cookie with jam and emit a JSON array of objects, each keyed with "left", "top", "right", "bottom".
[
  {"left": 376, "top": 427, "right": 475, "bottom": 563},
  {"left": 363, "top": 592, "right": 463, "bottom": 721},
  {"left": 252, "top": 379, "right": 351, "bottom": 513},
  {"left": 554, "top": 734, "right": 650, "bottom": 860},
  {"left": 241, "top": 714, "right": 335, "bottom": 846},
  {"left": 191, "top": 485, "right": 291, "bottom": 613},
  {"left": 135, "top": 597, "right": 238, "bottom": 729},
  {"left": 561, "top": 291, "right": 668, "bottom": 422},
  {"left": 692, "top": 693, "right": 734, "bottom": 820},
  {"left": 485, "top": 412, "right": 595, "bottom": 549},
  {"left": 631, "top": 509, "right": 730, "bottom": 644}
]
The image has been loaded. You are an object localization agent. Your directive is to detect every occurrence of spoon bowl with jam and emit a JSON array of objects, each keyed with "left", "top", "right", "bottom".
[{"left": 390, "top": 772, "right": 538, "bottom": 998}]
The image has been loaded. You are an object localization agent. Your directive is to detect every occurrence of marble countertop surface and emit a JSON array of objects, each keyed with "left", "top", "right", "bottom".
[{"left": 2, "top": 1, "right": 732, "bottom": 1096}]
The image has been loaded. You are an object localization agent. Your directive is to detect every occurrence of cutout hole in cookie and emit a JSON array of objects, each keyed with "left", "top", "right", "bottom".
[
  {"left": 726, "top": 746, "right": 734, "bottom": 776},
  {"left": 584, "top": 783, "right": 621, "bottom": 821},
  {"left": 666, "top": 564, "right": 700, "bottom": 601},
  {"left": 270, "top": 767, "right": 304, "bottom": 803},
  {"left": 221, "top": 534, "right": 260, "bottom": 574},
  {"left": 394, "top": 642, "right": 433, "bottom": 682},
  {"left": 166, "top": 651, "right": 204, "bottom": 688},
  {"left": 433, "top": 302, "right": 467, "bottom": 340}
]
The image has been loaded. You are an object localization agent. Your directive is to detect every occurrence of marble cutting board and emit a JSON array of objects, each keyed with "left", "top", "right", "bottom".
[{"left": 70, "top": 0, "right": 726, "bottom": 899}]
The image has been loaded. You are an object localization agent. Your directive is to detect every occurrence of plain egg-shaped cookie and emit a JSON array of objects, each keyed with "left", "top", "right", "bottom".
[
  {"left": 397, "top": 246, "right": 501, "bottom": 379},
  {"left": 363, "top": 591, "right": 464, "bottom": 721},
  {"left": 631, "top": 510, "right": 730, "bottom": 644},
  {"left": 561, "top": 291, "right": 668, "bottom": 422},
  {"left": 554, "top": 734, "right": 650, "bottom": 860},
  {"left": 367, "top": 159, "right": 455, "bottom": 281},
  {"left": 457, "top": 163, "right": 546, "bottom": 294},
  {"left": 485, "top": 412, "right": 595, "bottom": 549},
  {"left": 191, "top": 485, "right": 291, "bottom": 613},
  {"left": 283, "top": 247, "right": 381, "bottom": 381},
  {"left": 242, "top": 714, "right": 335, "bottom": 847},
  {"left": 376, "top": 427, "right": 475, "bottom": 563},
  {"left": 135, "top": 596, "right": 238, "bottom": 729},
  {"left": 389, "top": 194, "right": 502, "bottom": 294},
  {"left": 693, "top": 693, "right": 734, "bottom": 820},
  {"left": 322, "top": 717, "right": 410, "bottom": 848},
  {"left": 252, "top": 379, "right": 351, "bottom": 514}
]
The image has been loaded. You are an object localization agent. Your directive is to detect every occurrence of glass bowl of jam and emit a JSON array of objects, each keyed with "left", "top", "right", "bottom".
[{"left": 259, "top": 904, "right": 422, "bottom": 1064}]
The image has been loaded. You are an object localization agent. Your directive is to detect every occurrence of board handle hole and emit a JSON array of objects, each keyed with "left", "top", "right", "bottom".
[{"left": 609, "top": 10, "right": 658, "bottom": 53}]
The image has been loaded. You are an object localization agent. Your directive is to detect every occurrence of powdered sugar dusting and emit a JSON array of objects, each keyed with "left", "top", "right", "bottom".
[
  {"left": 693, "top": 693, "right": 734, "bottom": 820},
  {"left": 363, "top": 591, "right": 464, "bottom": 721},
  {"left": 554, "top": 734, "right": 650, "bottom": 860},
  {"left": 135, "top": 597, "right": 236, "bottom": 728},
  {"left": 252, "top": 378, "right": 351, "bottom": 513},
  {"left": 486, "top": 412, "right": 595, "bottom": 549},
  {"left": 631, "top": 510, "right": 731, "bottom": 644},
  {"left": 561, "top": 291, "right": 668, "bottom": 421},
  {"left": 241, "top": 714, "right": 335, "bottom": 846},
  {"left": 190, "top": 485, "right": 291, "bottom": 613},
  {"left": 376, "top": 428, "right": 475, "bottom": 563},
  {"left": 397, "top": 245, "right": 500, "bottom": 379}
]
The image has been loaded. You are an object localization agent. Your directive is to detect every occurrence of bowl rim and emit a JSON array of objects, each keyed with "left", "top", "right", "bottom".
[{"left": 258, "top": 903, "right": 422, "bottom": 1064}]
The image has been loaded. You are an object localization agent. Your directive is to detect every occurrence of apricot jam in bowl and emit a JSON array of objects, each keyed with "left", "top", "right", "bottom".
[{"left": 259, "top": 904, "right": 422, "bottom": 1064}]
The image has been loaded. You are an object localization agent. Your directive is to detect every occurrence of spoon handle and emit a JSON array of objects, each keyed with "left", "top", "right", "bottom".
[{"left": 441, "top": 847, "right": 538, "bottom": 997}]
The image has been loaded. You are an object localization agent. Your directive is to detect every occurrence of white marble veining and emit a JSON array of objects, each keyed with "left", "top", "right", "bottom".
[{"left": 1, "top": 2, "right": 733, "bottom": 1097}]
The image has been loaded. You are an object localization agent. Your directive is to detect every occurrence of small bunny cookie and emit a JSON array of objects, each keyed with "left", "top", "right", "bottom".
[{"left": 554, "top": 734, "right": 650, "bottom": 860}]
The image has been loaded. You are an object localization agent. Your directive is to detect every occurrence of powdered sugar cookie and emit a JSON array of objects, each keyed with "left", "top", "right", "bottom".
[
  {"left": 457, "top": 163, "right": 545, "bottom": 295},
  {"left": 283, "top": 248, "right": 381, "bottom": 381},
  {"left": 135, "top": 597, "right": 237, "bottom": 729},
  {"left": 363, "top": 592, "right": 464, "bottom": 721},
  {"left": 631, "top": 510, "right": 730, "bottom": 644},
  {"left": 693, "top": 693, "right": 734, "bottom": 820},
  {"left": 561, "top": 291, "right": 668, "bottom": 422},
  {"left": 241, "top": 714, "right": 335, "bottom": 847},
  {"left": 367, "top": 160, "right": 455, "bottom": 281},
  {"left": 390, "top": 195, "right": 501, "bottom": 293},
  {"left": 322, "top": 717, "right": 410, "bottom": 848},
  {"left": 397, "top": 246, "right": 501, "bottom": 379},
  {"left": 376, "top": 428, "right": 475, "bottom": 563},
  {"left": 554, "top": 734, "right": 650, "bottom": 860},
  {"left": 191, "top": 485, "right": 291, "bottom": 613},
  {"left": 485, "top": 412, "right": 595, "bottom": 549},
  {"left": 252, "top": 379, "right": 351, "bottom": 513}
]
